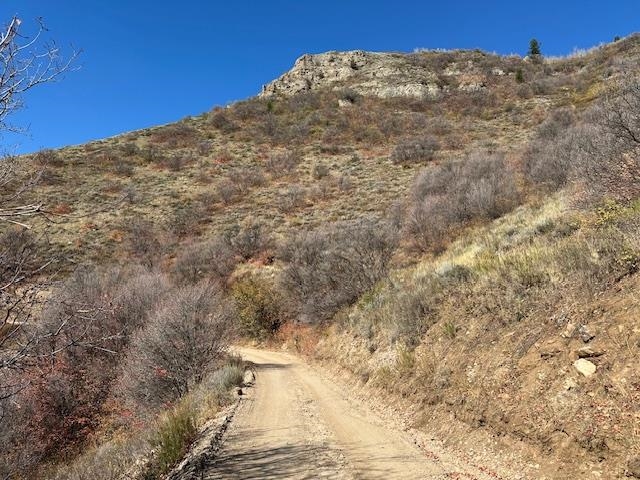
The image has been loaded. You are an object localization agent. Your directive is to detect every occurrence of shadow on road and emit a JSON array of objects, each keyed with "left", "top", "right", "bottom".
[
  {"left": 202, "top": 435, "right": 415, "bottom": 479},
  {"left": 251, "top": 362, "right": 292, "bottom": 370}
]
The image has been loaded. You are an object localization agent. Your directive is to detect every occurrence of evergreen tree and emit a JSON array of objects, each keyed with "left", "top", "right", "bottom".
[{"left": 528, "top": 38, "right": 541, "bottom": 57}]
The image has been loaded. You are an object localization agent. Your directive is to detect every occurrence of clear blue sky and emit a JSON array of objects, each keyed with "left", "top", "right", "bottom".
[{"left": 2, "top": 1, "right": 637, "bottom": 153}]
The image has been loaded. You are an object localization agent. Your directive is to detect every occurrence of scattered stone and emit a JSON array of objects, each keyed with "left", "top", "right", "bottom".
[
  {"left": 577, "top": 346, "right": 605, "bottom": 358},
  {"left": 243, "top": 369, "right": 255, "bottom": 386},
  {"left": 574, "top": 358, "right": 597, "bottom": 377},
  {"left": 540, "top": 340, "right": 564, "bottom": 359},
  {"left": 579, "top": 324, "right": 596, "bottom": 343},
  {"left": 564, "top": 377, "right": 579, "bottom": 390},
  {"left": 561, "top": 321, "right": 577, "bottom": 339}
]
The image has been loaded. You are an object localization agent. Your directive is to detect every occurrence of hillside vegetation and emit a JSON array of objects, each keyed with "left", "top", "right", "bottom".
[{"left": 3, "top": 35, "right": 640, "bottom": 479}]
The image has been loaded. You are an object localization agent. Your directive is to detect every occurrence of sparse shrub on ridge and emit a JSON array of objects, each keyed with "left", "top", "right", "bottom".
[{"left": 208, "top": 107, "right": 238, "bottom": 133}]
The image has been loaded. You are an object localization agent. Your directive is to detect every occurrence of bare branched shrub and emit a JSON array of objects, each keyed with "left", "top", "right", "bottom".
[
  {"left": 390, "top": 135, "right": 440, "bottom": 165},
  {"left": 279, "top": 219, "right": 397, "bottom": 322},
  {"left": 226, "top": 221, "right": 273, "bottom": 261},
  {"left": 5, "top": 267, "right": 170, "bottom": 464},
  {"left": 277, "top": 185, "right": 307, "bottom": 213},
  {"left": 407, "top": 152, "right": 520, "bottom": 251},
  {"left": 120, "top": 283, "right": 236, "bottom": 409},
  {"left": 124, "top": 218, "right": 167, "bottom": 267},
  {"left": 216, "top": 178, "right": 240, "bottom": 205},
  {"left": 579, "top": 81, "right": 640, "bottom": 199},
  {"left": 150, "top": 123, "right": 198, "bottom": 148},
  {"left": 170, "top": 202, "right": 209, "bottom": 237},
  {"left": 336, "top": 174, "right": 354, "bottom": 192},
  {"left": 311, "top": 161, "right": 330, "bottom": 180},
  {"left": 120, "top": 143, "right": 139, "bottom": 157},
  {"left": 33, "top": 149, "right": 63, "bottom": 168},
  {"left": 523, "top": 108, "right": 580, "bottom": 190},
  {"left": 173, "top": 236, "right": 236, "bottom": 285},
  {"left": 525, "top": 81, "right": 640, "bottom": 199},
  {"left": 264, "top": 149, "right": 302, "bottom": 176},
  {"left": 208, "top": 107, "right": 238, "bottom": 133},
  {"left": 227, "top": 166, "right": 266, "bottom": 192}
]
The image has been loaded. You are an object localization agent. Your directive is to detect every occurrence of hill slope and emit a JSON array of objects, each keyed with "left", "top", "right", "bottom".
[{"left": 5, "top": 34, "right": 640, "bottom": 479}]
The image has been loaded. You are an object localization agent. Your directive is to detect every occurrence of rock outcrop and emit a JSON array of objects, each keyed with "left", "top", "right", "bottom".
[{"left": 260, "top": 50, "right": 494, "bottom": 99}]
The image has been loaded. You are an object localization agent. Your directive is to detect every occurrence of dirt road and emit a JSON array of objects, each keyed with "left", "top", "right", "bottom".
[{"left": 201, "top": 347, "right": 509, "bottom": 480}]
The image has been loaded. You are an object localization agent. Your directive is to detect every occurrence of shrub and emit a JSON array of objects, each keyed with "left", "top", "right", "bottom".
[
  {"left": 227, "top": 167, "right": 266, "bottom": 192},
  {"left": 197, "top": 140, "right": 213, "bottom": 156},
  {"left": 580, "top": 82, "right": 640, "bottom": 200},
  {"left": 336, "top": 174, "right": 354, "bottom": 192},
  {"left": 387, "top": 288, "right": 435, "bottom": 347},
  {"left": 279, "top": 219, "right": 397, "bottom": 323},
  {"left": 124, "top": 218, "right": 167, "bottom": 266},
  {"left": 170, "top": 203, "right": 209, "bottom": 237},
  {"left": 226, "top": 221, "right": 273, "bottom": 261},
  {"left": 207, "top": 363, "right": 245, "bottom": 395},
  {"left": 112, "top": 271, "right": 172, "bottom": 337},
  {"left": 277, "top": 185, "right": 307, "bottom": 213},
  {"left": 165, "top": 154, "right": 188, "bottom": 172},
  {"left": 406, "top": 151, "right": 520, "bottom": 251},
  {"left": 173, "top": 236, "right": 236, "bottom": 285},
  {"left": 311, "top": 161, "right": 330, "bottom": 180},
  {"left": 524, "top": 124, "right": 583, "bottom": 190},
  {"left": 232, "top": 276, "right": 284, "bottom": 339},
  {"left": 216, "top": 179, "right": 240, "bottom": 205},
  {"left": 149, "top": 402, "right": 198, "bottom": 477},
  {"left": 121, "top": 143, "right": 139, "bottom": 157},
  {"left": 208, "top": 108, "right": 237, "bottom": 133},
  {"left": 120, "top": 283, "right": 236, "bottom": 409},
  {"left": 33, "top": 148, "right": 63, "bottom": 168},
  {"left": 150, "top": 124, "right": 198, "bottom": 148},
  {"left": 264, "top": 150, "right": 302, "bottom": 176},
  {"left": 0, "top": 227, "right": 39, "bottom": 287},
  {"left": 390, "top": 135, "right": 440, "bottom": 166}
]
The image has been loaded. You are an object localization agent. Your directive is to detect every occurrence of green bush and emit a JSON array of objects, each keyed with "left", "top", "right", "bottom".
[
  {"left": 232, "top": 276, "right": 283, "bottom": 339},
  {"left": 148, "top": 403, "right": 197, "bottom": 477}
]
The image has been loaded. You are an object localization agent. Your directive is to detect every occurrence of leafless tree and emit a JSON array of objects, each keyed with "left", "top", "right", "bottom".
[
  {"left": 0, "top": 15, "right": 78, "bottom": 407},
  {"left": 578, "top": 80, "right": 640, "bottom": 200}
]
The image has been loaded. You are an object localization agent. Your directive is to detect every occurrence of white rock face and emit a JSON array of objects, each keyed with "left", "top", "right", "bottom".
[
  {"left": 573, "top": 358, "right": 597, "bottom": 377},
  {"left": 260, "top": 50, "right": 457, "bottom": 99}
]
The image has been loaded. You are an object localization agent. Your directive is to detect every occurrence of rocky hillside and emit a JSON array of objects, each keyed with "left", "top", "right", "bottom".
[
  {"left": 5, "top": 34, "right": 640, "bottom": 479},
  {"left": 261, "top": 49, "right": 514, "bottom": 98}
]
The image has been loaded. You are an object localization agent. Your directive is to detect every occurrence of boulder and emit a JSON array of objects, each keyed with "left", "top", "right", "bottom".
[
  {"left": 577, "top": 346, "right": 605, "bottom": 358},
  {"left": 579, "top": 324, "right": 596, "bottom": 342},
  {"left": 573, "top": 358, "right": 597, "bottom": 377}
]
